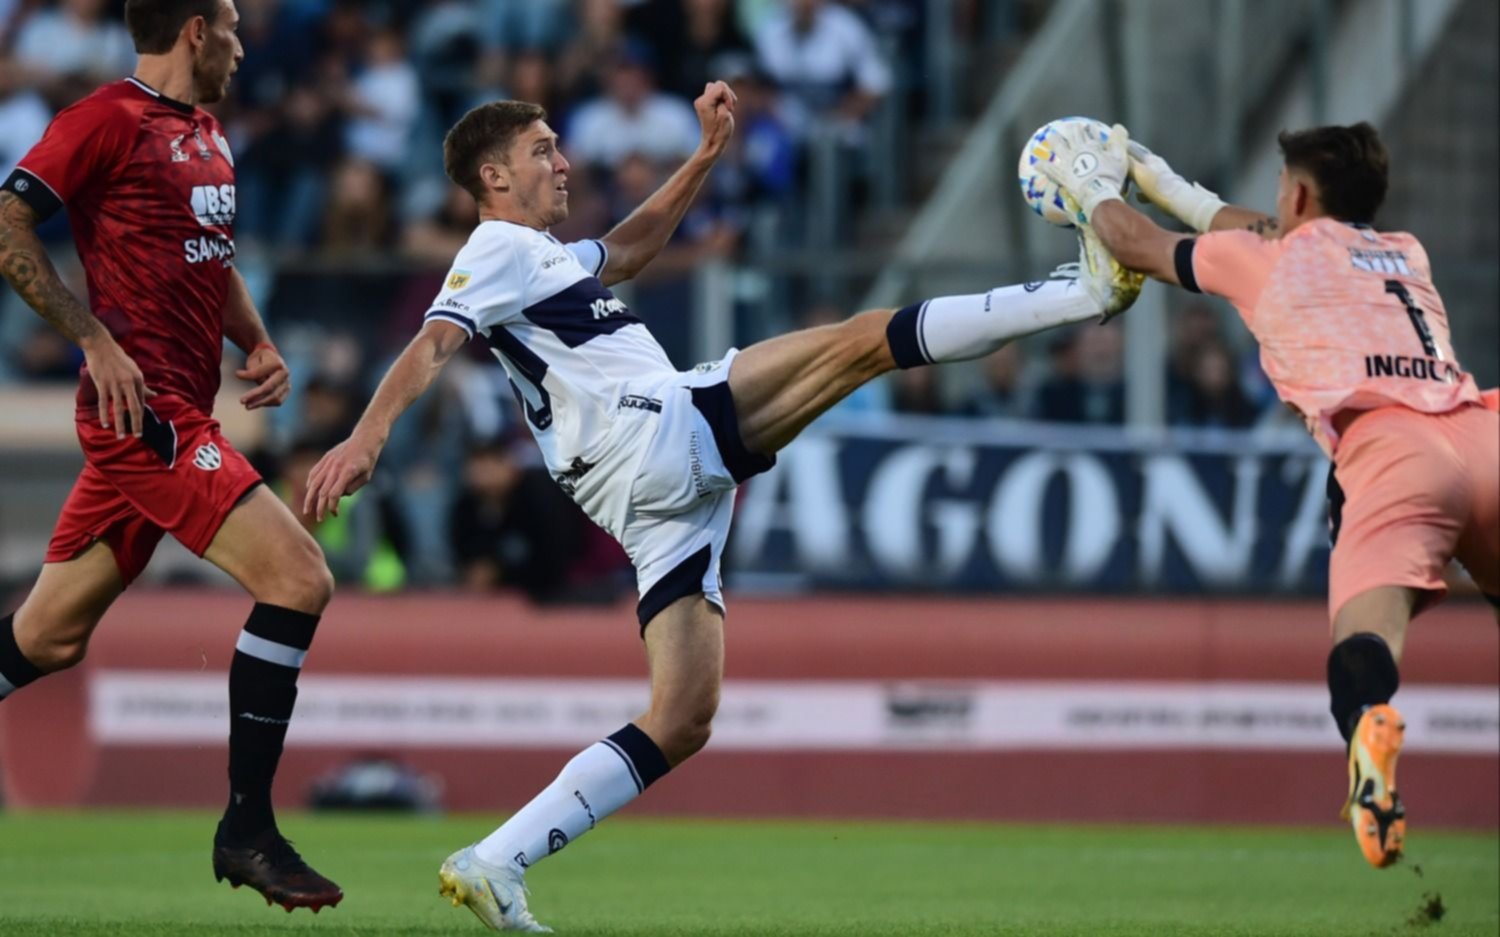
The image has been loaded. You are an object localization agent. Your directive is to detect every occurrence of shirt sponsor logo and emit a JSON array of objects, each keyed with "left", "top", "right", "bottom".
[
  {"left": 446, "top": 269, "right": 472, "bottom": 290},
  {"left": 1364, "top": 354, "right": 1461, "bottom": 384},
  {"left": 589, "top": 296, "right": 630, "bottom": 320},
  {"left": 438, "top": 297, "right": 470, "bottom": 313},
  {"left": 193, "top": 442, "right": 222, "bottom": 471},
  {"left": 12, "top": 178, "right": 28, "bottom": 192},
  {"left": 553, "top": 456, "right": 594, "bottom": 497},
  {"left": 171, "top": 129, "right": 214, "bottom": 164},
  {"left": 184, "top": 234, "right": 236, "bottom": 265},
  {"left": 618, "top": 394, "right": 662, "bottom": 413},
  {"left": 541, "top": 254, "right": 569, "bottom": 269},
  {"left": 1347, "top": 248, "right": 1412, "bottom": 275},
  {"left": 190, "top": 184, "right": 236, "bottom": 227}
]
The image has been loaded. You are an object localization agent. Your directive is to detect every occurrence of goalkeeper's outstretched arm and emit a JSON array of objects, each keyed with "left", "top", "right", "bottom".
[{"left": 1090, "top": 199, "right": 1190, "bottom": 286}]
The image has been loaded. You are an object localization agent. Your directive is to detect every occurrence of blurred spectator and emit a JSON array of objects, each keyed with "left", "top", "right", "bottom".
[
  {"left": 629, "top": 0, "right": 754, "bottom": 102},
  {"left": 341, "top": 27, "right": 421, "bottom": 174},
  {"left": 891, "top": 365, "right": 947, "bottom": 415},
  {"left": 479, "top": 0, "right": 570, "bottom": 54},
  {"left": 0, "top": 60, "right": 51, "bottom": 178},
  {"left": 13, "top": 0, "right": 134, "bottom": 102},
  {"left": 553, "top": 0, "right": 627, "bottom": 107},
  {"left": 1173, "top": 338, "right": 1258, "bottom": 429},
  {"left": 322, "top": 159, "right": 394, "bottom": 254},
  {"left": 753, "top": 0, "right": 892, "bottom": 144},
  {"left": 566, "top": 41, "right": 700, "bottom": 171},
  {"left": 232, "top": 0, "right": 318, "bottom": 117},
  {"left": 273, "top": 435, "right": 407, "bottom": 592},
  {"left": 401, "top": 182, "right": 479, "bottom": 264},
  {"left": 449, "top": 438, "right": 582, "bottom": 601},
  {"left": 708, "top": 62, "right": 795, "bottom": 240},
  {"left": 237, "top": 82, "right": 344, "bottom": 249},
  {"left": 298, "top": 375, "right": 362, "bottom": 441},
  {"left": 1033, "top": 326, "right": 1125, "bottom": 424},
  {"left": 961, "top": 343, "right": 1027, "bottom": 418}
]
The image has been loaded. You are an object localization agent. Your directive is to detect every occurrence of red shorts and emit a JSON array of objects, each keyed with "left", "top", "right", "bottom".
[
  {"left": 1328, "top": 402, "right": 1500, "bottom": 620},
  {"left": 46, "top": 395, "right": 262, "bottom": 584}
]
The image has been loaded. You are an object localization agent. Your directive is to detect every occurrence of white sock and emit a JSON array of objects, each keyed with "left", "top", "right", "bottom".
[
  {"left": 474, "top": 725, "right": 670, "bottom": 872},
  {"left": 886, "top": 279, "right": 1099, "bottom": 367}
]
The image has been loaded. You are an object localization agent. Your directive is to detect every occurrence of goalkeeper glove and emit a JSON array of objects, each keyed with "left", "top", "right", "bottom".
[
  {"left": 1035, "top": 121, "right": 1130, "bottom": 223},
  {"left": 1126, "top": 139, "right": 1226, "bottom": 233}
]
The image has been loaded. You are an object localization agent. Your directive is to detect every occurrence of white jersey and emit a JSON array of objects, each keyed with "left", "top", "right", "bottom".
[{"left": 424, "top": 220, "right": 677, "bottom": 527}]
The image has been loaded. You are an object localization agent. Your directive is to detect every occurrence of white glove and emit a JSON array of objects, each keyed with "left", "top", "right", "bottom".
[
  {"left": 1126, "top": 139, "right": 1226, "bottom": 233},
  {"left": 1034, "top": 121, "right": 1130, "bottom": 223}
]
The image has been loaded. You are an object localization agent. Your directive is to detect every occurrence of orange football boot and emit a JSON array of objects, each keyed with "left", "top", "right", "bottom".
[{"left": 1340, "top": 703, "right": 1406, "bottom": 868}]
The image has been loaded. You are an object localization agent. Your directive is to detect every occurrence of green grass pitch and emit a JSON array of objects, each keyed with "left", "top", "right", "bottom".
[{"left": 0, "top": 811, "right": 1495, "bottom": 936}]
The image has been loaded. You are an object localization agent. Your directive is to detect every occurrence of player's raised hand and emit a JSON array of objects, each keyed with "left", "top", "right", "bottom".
[
  {"left": 1035, "top": 121, "right": 1130, "bottom": 223},
  {"left": 82, "top": 334, "right": 155, "bottom": 439},
  {"left": 237, "top": 343, "right": 291, "bottom": 410},
  {"left": 693, "top": 80, "right": 737, "bottom": 159},
  {"left": 1126, "top": 139, "right": 1227, "bottom": 233},
  {"left": 303, "top": 435, "right": 380, "bottom": 522}
]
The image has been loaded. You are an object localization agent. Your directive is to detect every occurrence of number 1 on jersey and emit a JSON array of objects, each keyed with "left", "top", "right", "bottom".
[{"left": 1384, "top": 280, "right": 1441, "bottom": 360}]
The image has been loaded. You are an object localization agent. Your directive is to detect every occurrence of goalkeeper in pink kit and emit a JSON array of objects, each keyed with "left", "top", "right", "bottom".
[{"left": 1037, "top": 119, "right": 1498, "bottom": 869}]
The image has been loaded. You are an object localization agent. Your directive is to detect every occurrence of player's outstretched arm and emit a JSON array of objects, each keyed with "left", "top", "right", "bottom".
[
  {"left": 303, "top": 320, "right": 469, "bottom": 521},
  {"left": 0, "top": 191, "right": 152, "bottom": 438},
  {"left": 224, "top": 268, "right": 291, "bottom": 411},
  {"left": 1126, "top": 139, "right": 1279, "bottom": 238},
  {"left": 596, "top": 81, "right": 737, "bottom": 286},
  {"left": 1090, "top": 199, "right": 1188, "bottom": 286}
]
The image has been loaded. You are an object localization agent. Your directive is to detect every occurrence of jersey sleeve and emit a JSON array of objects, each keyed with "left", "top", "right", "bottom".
[
  {"left": 564, "top": 239, "right": 608, "bottom": 279},
  {"left": 425, "top": 232, "right": 524, "bottom": 338},
  {"left": 1, "top": 97, "right": 137, "bottom": 222},
  {"left": 1174, "top": 230, "right": 1281, "bottom": 324}
]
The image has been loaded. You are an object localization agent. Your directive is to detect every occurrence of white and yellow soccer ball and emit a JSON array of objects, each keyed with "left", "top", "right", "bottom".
[{"left": 1017, "top": 116, "right": 1117, "bottom": 228}]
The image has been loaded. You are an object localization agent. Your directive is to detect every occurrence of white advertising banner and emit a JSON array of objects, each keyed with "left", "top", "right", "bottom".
[{"left": 88, "top": 672, "right": 1499, "bottom": 755}]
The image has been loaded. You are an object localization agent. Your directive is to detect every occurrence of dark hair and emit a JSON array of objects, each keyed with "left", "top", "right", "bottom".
[
  {"left": 443, "top": 101, "right": 548, "bottom": 200},
  {"left": 1276, "top": 122, "right": 1389, "bottom": 224},
  {"left": 124, "top": 0, "right": 221, "bottom": 54}
]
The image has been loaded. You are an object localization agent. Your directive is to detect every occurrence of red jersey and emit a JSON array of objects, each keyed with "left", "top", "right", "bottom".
[{"left": 3, "top": 78, "right": 236, "bottom": 415}]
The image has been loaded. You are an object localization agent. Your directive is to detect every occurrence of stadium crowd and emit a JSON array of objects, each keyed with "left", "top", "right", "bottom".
[{"left": 0, "top": 0, "right": 1278, "bottom": 595}]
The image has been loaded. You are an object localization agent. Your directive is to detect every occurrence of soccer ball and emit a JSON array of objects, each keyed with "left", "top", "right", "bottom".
[{"left": 1017, "top": 116, "right": 1115, "bottom": 228}]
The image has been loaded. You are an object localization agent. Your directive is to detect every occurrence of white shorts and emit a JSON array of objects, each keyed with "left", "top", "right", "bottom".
[{"left": 610, "top": 350, "right": 775, "bottom": 633}]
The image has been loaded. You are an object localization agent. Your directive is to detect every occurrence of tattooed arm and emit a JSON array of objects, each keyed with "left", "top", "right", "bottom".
[
  {"left": 0, "top": 191, "right": 150, "bottom": 437},
  {"left": 1206, "top": 205, "right": 1280, "bottom": 238}
]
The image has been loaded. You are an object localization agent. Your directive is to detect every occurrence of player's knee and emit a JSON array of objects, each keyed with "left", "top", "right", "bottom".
[
  {"left": 660, "top": 693, "right": 718, "bottom": 762},
  {"left": 266, "top": 541, "right": 335, "bottom": 613},
  {"left": 28, "top": 630, "right": 90, "bottom": 672}
]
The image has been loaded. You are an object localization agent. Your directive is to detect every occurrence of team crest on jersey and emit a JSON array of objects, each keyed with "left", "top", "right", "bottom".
[
  {"left": 446, "top": 269, "right": 472, "bottom": 291},
  {"left": 193, "top": 442, "right": 222, "bottom": 471}
]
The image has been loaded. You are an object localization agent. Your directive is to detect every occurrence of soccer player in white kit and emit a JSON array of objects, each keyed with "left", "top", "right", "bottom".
[{"left": 304, "top": 82, "right": 1142, "bottom": 931}]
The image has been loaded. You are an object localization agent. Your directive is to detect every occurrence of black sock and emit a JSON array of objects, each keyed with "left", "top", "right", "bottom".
[
  {"left": 1327, "top": 633, "right": 1400, "bottom": 743},
  {"left": 0, "top": 613, "right": 45, "bottom": 701},
  {"left": 221, "top": 603, "right": 320, "bottom": 842}
]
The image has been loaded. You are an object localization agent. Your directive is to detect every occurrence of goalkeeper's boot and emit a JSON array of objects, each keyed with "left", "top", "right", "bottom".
[
  {"left": 439, "top": 845, "right": 552, "bottom": 933},
  {"left": 1341, "top": 703, "right": 1406, "bottom": 868},
  {"left": 1050, "top": 219, "right": 1144, "bottom": 323},
  {"left": 212, "top": 822, "right": 344, "bottom": 912}
]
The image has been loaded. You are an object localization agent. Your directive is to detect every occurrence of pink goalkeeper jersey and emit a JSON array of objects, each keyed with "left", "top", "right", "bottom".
[{"left": 1177, "top": 218, "right": 1482, "bottom": 456}]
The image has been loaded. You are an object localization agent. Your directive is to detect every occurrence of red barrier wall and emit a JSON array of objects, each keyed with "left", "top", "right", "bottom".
[{"left": 1, "top": 591, "right": 1495, "bottom": 827}]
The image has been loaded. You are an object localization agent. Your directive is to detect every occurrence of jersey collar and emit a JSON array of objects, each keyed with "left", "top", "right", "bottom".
[{"left": 125, "top": 77, "right": 196, "bottom": 115}]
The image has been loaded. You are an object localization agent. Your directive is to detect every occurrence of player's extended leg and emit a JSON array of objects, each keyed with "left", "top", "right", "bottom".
[
  {"left": 730, "top": 255, "right": 1141, "bottom": 456},
  {"left": 0, "top": 543, "right": 125, "bottom": 701},
  {"left": 1328, "top": 587, "right": 1416, "bottom": 869},
  {"left": 440, "top": 596, "right": 721, "bottom": 932},
  {"left": 200, "top": 486, "right": 342, "bottom": 912}
]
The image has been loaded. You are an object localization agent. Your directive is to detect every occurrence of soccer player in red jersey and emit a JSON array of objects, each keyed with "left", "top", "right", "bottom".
[{"left": 0, "top": 0, "right": 341, "bottom": 912}]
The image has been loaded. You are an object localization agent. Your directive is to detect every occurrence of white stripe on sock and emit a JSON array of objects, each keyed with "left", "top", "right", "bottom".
[{"left": 235, "top": 632, "right": 307, "bottom": 669}]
